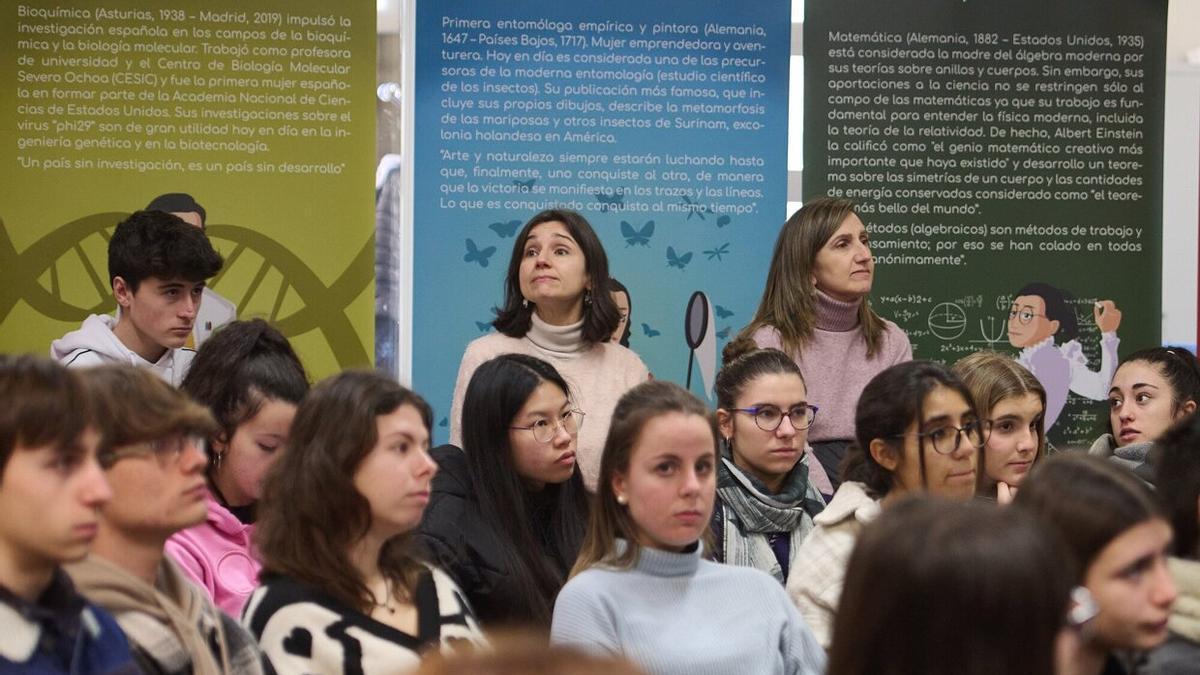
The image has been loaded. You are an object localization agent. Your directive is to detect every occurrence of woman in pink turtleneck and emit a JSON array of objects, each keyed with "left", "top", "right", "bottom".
[{"left": 733, "top": 197, "right": 911, "bottom": 497}]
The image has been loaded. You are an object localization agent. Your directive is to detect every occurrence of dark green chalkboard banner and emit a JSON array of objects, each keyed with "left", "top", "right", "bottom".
[{"left": 803, "top": 0, "right": 1167, "bottom": 447}]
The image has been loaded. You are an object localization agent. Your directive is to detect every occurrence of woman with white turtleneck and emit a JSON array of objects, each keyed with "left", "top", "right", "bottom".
[
  {"left": 733, "top": 198, "right": 911, "bottom": 494},
  {"left": 449, "top": 209, "right": 648, "bottom": 491}
]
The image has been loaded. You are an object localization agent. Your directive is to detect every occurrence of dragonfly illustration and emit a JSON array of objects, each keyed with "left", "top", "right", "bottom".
[
  {"left": 704, "top": 243, "right": 730, "bottom": 261},
  {"left": 679, "top": 195, "right": 711, "bottom": 221}
]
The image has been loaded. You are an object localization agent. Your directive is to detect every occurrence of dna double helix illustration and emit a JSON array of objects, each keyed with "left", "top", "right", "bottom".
[{"left": 1, "top": 214, "right": 371, "bottom": 368}]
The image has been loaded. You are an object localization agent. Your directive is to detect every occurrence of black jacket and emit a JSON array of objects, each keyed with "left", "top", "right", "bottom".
[{"left": 413, "top": 445, "right": 578, "bottom": 628}]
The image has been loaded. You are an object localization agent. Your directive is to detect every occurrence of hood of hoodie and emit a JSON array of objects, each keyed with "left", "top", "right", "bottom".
[
  {"left": 50, "top": 314, "right": 193, "bottom": 386},
  {"left": 50, "top": 314, "right": 135, "bottom": 362}
]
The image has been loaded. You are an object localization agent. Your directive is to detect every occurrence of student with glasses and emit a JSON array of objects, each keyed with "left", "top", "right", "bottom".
[
  {"left": 787, "top": 361, "right": 985, "bottom": 648},
  {"left": 710, "top": 344, "right": 826, "bottom": 586},
  {"left": 417, "top": 354, "right": 590, "bottom": 630},
  {"left": 67, "top": 364, "right": 264, "bottom": 675}
]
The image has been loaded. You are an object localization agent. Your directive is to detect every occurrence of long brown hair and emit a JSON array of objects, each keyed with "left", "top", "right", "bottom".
[
  {"left": 952, "top": 351, "right": 1047, "bottom": 496},
  {"left": 255, "top": 370, "right": 433, "bottom": 612},
  {"left": 734, "top": 197, "right": 887, "bottom": 358},
  {"left": 570, "top": 381, "right": 716, "bottom": 577}
]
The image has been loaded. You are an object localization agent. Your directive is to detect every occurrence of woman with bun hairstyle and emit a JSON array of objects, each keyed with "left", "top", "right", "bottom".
[
  {"left": 165, "top": 319, "right": 308, "bottom": 616},
  {"left": 1091, "top": 346, "right": 1200, "bottom": 482},
  {"left": 450, "top": 209, "right": 649, "bottom": 490},
  {"left": 551, "top": 381, "right": 826, "bottom": 675},
  {"left": 733, "top": 197, "right": 911, "bottom": 490},
  {"left": 828, "top": 497, "right": 1073, "bottom": 675},
  {"left": 787, "top": 360, "right": 985, "bottom": 648},
  {"left": 246, "top": 371, "right": 485, "bottom": 674},
  {"left": 953, "top": 350, "right": 1046, "bottom": 503},
  {"left": 710, "top": 339, "right": 826, "bottom": 585},
  {"left": 416, "top": 354, "right": 589, "bottom": 629},
  {"left": 1015, "top": 454, "right": 1177, "bottom": 675}
]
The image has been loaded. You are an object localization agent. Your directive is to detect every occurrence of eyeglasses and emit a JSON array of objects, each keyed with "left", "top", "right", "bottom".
[
  {"left": 99, "top": 433, "right": 207, "bottom": 469},
  {"left": 732, "top": 404, "right": 819, "bottom": 432},
  {"left": 511, "top": 410, "right": 585, "bottom": 444},
  {"left": 1008, "top": 308, "right": 1046, "bottom": 325},
  {"left": 892, "top": 420, "right": 989, "bottom": 455}
]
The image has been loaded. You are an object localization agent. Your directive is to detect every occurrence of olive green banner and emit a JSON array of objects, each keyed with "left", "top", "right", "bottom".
[{"left": 1, "top": 0, "right": 376, "bottom": 376}]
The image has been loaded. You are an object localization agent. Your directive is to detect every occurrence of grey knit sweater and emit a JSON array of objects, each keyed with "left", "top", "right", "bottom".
[{"left": 550, "top": 541, "right": 826, "bottom": 675}]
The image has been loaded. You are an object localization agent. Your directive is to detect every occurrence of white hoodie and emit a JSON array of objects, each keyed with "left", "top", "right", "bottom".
[{"left": 49, "top": 314, "right": 195, "bottom": 387}]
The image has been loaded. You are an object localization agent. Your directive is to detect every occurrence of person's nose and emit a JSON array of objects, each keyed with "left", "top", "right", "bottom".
[{"left": 79, "top": 458, "right": 114, "bottom": 507}]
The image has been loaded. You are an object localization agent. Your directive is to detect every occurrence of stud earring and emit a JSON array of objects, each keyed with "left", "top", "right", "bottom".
[
  {"left": 522, "top": 298, "right": 529, "bottom": 309},
  {"left": 616, "top": 494, "right": 628, "bottom": 505}
]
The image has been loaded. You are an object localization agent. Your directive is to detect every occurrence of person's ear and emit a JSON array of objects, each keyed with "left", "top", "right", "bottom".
[
  {"left": 611, "top": 471, "right": 629, "bottom": 506},
  {"left": 1181, "top": 399, "right": 1197, "bottom": 418},
  {"left": 1047, "top": 319, "right": 1060, "bottom": 335},
  {"left": 716, "top": 409, "right": 734, "bottom": 442},
  {"left": 869, "top": 438, "right": 900, "bottom": 471},
  {"left": 112, "top": 276, "right": 133, "bottom": 307}
]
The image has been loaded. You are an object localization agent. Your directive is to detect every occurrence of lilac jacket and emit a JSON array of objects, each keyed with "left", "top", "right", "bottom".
[{"left": 165, "top": 491, "right": 260, "bottom": 618}]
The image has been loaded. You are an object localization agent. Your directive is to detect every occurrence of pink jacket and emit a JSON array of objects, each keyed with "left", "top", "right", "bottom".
[{"left": 165, "top": 491, "right": 260, "bottom": 618}]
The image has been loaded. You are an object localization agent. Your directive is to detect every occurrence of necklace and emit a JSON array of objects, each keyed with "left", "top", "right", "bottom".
[{"left": 371, "top": 578, "right": 396, "bottom": 615}]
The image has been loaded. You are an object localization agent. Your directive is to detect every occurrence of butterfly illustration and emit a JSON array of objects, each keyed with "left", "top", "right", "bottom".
[
  {"left": 620, "top": 220, "right": 654, "bottom": 247},
  {"left": 680, "top": 195, "right": 710, "bottom": 221},
  {"left": 666, "top": 246, "right": 693, "bottom": 270},
  {"left": 594, "top": 188, "right": 626, "bottom": 212},
  {"left": 474, "top": 321, "right": 492, "bottom": 333},
  {"left": 717, "top": 215, "right": 732, "bottom": 228},
  {"left": 716, "top": 326, "right": 732, "bottom": 339},
  {"left": 438, "top": 417, "right": 449, "bottom": 428},
  {"left": 463, "top": 238, "right": 497, "bottom": 267},
  {"left": 488, "top": 220, "right": 521, "bottom": 238},
  {"left": 642, "top": 322, "right": 661, "bottom": 337},
  {"left": 513, "top": 178, "right": 536, "bottom": 191},
  {"left": 704, "top": 243, "right": 730, "bottom": 261},
  {"left": 714, "top": 304, "right": 734, "bottom": 319}
]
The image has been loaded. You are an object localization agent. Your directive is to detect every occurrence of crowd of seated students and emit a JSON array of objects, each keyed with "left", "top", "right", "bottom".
[{"left": 2, "top": 199, "right": 1198, "bottom": 674}]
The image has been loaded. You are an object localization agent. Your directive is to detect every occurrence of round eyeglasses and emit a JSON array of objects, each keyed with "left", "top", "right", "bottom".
[
  {"left": 511, "top": 410, "right": 586, "bottom": 444},
  {"left": 731, "top": 404, "right": 819, "bottom": 432},
  {"left": 1008, "top": 308, "right": 1046, "bottom": 325},
  {"left": 892, "top": 420, "right": 990, "bottom": 455}
]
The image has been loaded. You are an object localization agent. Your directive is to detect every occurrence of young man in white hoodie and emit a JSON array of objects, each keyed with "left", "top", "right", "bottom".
[{"left": 50, "top": 210, "right": 224, "bottom": 386}]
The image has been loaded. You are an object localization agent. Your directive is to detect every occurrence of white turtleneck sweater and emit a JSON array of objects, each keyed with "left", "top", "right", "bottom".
[
  {"left": 551, "top": 542, "right": 826, "bottom": 675},
  {"left": 449, "top": 313, "right": 649, "bottom": 490}
]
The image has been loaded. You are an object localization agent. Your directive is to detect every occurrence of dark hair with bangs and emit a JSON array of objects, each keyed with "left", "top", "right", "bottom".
[
  {"left": 0, "top": 355, "right": 94, "bottom": 478},
  {"left": 456, "top": 354, "right": 588, "bottom": 625},
  {"left": 108, "top": 210, "right": 223, "bottom": 291},
  {"left": 181, "top": 319, "right": 309, "bottom": 481},
  {"left": 841, "top": 361, "right": 979, "bottom": 497},
  {"left": 492, "top": 209, "right": 619, "bottom": 345},
  {"left": 256, "top": 370, "right": 433, "bottom": 613}
]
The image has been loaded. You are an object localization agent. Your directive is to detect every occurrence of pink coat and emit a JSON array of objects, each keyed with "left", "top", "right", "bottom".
[{"left": 165, "top": 491, "right": 260, "bottom": 618}]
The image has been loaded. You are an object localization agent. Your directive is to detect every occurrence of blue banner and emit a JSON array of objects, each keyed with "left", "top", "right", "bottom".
[{"left": 410, "top": 0, "right": 791, "bottom": 437}]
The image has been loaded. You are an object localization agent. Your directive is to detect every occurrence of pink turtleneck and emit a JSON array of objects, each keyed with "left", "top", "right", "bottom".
[{"left": 753, "top": 291, "right": 912, "bottom": 443}]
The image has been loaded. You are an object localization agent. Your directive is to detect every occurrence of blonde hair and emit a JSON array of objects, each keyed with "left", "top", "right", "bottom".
[
  {"left": 735, "top": 197, "right": 887, "bottom": 358},
  {"left": 952, "top": 351, "right": 1047, "bottom": 495}
]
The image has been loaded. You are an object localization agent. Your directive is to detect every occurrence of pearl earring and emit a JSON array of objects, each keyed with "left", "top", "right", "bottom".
[{"left": 616, "top": 494, "right": 628, "bottom": 505}]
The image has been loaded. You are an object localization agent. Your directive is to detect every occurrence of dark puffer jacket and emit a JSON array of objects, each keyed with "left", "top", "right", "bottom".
[{"left": 413, "top": 445, "right": 580, "bottom": 628}]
